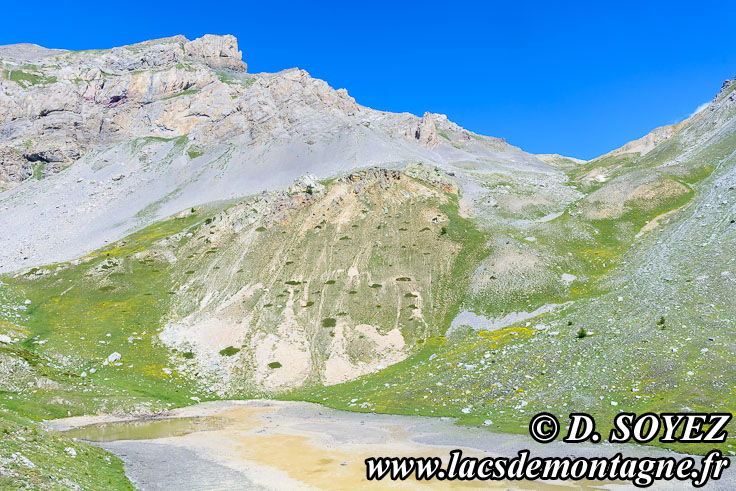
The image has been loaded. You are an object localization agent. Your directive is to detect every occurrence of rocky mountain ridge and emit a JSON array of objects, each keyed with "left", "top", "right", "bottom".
[{"left": 0, "top": 34, "right": 551, "bottom": 273}]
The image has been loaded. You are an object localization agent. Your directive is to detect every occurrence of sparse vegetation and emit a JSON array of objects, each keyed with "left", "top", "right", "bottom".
[
  {"left": 3, "top": 68, "right": 57, "bottom": 87},
  {"left": 187, "top": 145, "right": 205, "bottom": 159}
]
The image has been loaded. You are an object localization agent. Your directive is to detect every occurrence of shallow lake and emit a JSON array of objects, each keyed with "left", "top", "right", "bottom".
[{"left": 63, "top": 416, "right": 223, "bottom": 442}]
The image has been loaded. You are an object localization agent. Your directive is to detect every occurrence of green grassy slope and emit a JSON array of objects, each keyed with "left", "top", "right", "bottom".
[
  {"left": 0, "top": 341, "right": 133, "bottom": 489},
  {"left": 0, "top": 165, "right": 484, "bottom": 486}
]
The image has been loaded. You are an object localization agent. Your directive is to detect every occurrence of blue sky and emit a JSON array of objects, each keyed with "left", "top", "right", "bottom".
[{"left": 2, "top": 1, "right": 735, "bottom": 160}]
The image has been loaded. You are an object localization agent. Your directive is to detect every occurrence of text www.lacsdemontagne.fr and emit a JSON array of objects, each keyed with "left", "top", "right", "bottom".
[{"left": 365, "top": 449, "right": 729, "bottom": 488}]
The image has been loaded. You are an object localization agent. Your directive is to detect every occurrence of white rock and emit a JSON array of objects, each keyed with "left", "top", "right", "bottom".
[
  {"left": 65, "top": 447, "right": 77, "bottom": 458},
  {"left": 106, "top": 352, "right": 122, "bottom": 363},
  {"left": 561, "top": 273, "right": 577, "bottom": 284},
  {"left": 11, "top": 453, "right": 36, "bottom": 468}
]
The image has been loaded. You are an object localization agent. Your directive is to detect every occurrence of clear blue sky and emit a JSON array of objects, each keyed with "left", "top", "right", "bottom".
[{"left": 2, "top": 1, "right": 735, "bottom": 160}]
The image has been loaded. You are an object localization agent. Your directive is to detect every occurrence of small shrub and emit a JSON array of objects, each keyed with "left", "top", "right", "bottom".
[
  {"left": 370, "top": 283, "right": 382, "bottom": 289},
  {"left": 183, "top": 351, "right": 195, "bottom": 359},
  {"left": 396, "top": 277, "right": 411, "bottom": 282},
  {"left": 439, "top": 227, "right": 447, "bottom": 236},
  {"left": 268, "top": 361, "right": 282, "bottom": 369},
  {"left": 325, "top": 280, "right": 336, "bottom": 285},
  {"left": 322, "top": 318, "right": 337, "bottom": 327},
  {"left": 576, "top": 327, "right": 588, "bottom": 339},
  {"left": 219, "top": 346, "right": 240, "bottom": 356},
  {"left": 255, "top": 226, "right": 266, "bottom": 232}
]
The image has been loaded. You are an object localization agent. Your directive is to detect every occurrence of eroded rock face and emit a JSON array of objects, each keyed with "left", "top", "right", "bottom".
[{"left": 0, "top": 34, "right": 249, "bottom": 190}]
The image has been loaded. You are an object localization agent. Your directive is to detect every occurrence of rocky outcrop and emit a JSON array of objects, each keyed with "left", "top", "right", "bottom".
[
  {"left": 0, "top": 147, "right": 32, "bottom": 190},
  {"left": 407, "top": 112, "right": 439, "bottom": 147},
  {"left": 340, "top": 168, "right": 403, "bottom": 194},
  {"left": 718, "top": 77, "right": 734, "bottom": 98},
  {"left": 184, "top": 34, "right": 247, "bottom": 72}
]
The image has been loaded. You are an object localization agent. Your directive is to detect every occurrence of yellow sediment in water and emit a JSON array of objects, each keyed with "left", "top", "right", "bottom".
[{"left": 165, "top": 405, "right": 603, "bottom": 490}]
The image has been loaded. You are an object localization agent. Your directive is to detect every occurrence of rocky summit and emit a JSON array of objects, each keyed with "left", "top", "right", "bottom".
[{"left": 1, "top": 34, "right": 736, "bottom": 488}]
